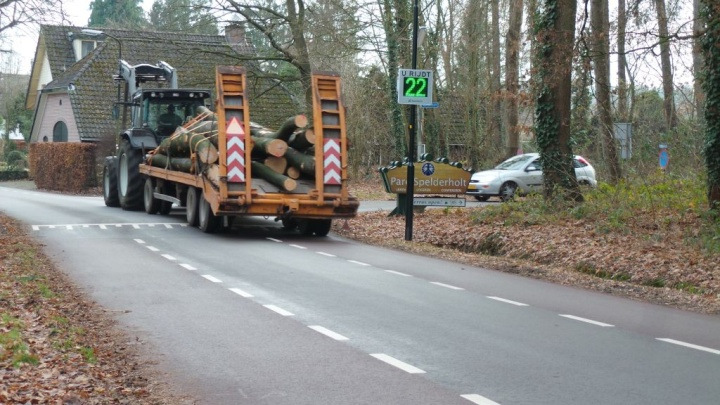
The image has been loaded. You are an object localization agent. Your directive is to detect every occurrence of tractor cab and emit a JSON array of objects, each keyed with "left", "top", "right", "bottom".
[{"left": 130, "top": 89, "right": 211, "bottom": 141}]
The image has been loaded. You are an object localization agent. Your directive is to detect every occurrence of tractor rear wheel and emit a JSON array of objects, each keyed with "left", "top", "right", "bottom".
[{"left": 117, "top": 139, "right": 144, "bottom": 210}]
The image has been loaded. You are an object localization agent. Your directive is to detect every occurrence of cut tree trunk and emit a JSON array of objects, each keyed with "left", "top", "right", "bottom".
[
  {"left": 251, "top": 136, "right": 288, "bottom": 158},
  {"left": 264, "top": 156, "right": 288, "bottom": 174},
  {"left": 148, "top": 154, "right": 193, "bottom": 172},
  {"left": 285, "top": 147, "right": 316, "bottom": 176},
  {"left": 288, "top": 128, "right": 315, "bottom": 151},
  {"left": 251, "top": 161, "right": 297, "bottom": 191},
  {"left": 204, "top": 164, "right": 220, "bottom": 188},
  {"left": 189, "top": 133, "right": 219, "bottom": 164}
]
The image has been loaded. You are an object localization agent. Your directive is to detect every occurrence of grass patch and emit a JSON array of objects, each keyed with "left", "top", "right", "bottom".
[{"left": 574, "top": 261, "right": 631, "bottom": 281}]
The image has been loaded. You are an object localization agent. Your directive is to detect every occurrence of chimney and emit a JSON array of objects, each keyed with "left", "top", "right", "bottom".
[{"left": 225, "top": 23, "right": 251, "bottom": 55}]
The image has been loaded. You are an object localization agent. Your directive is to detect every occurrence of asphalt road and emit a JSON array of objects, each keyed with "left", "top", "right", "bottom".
[{"left": 1, "top": 185, "right": 719, "bottom": 405}]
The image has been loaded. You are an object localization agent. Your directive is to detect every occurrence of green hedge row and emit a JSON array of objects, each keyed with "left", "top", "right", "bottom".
[
  {"left": 29, "top": 143, "right": 98, "bottom": 192},
  {"left": 0, "top": 170, "right": 29, "bottom": 181}
]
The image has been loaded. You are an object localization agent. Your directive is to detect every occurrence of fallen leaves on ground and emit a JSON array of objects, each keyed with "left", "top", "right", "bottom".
[
  {"left": 0, "top": 214, "right": 191, "bottom": 404},
  {"left": 333, "top": 208, "right": 720, "bottom": 315}
]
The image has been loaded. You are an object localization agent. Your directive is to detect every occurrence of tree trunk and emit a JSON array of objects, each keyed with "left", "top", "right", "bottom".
[
  {"left": 535, "top": 0, "right": 582, "bottom": 202},
  {"left": 655, "top": 0, "right": 677, "bottom": 130},
  {"left": 592, "top": 0, "right": 621, "bottom": 183},
  {"left": 264, "top": 156, "right": 288, "bottom": 174},
  {"left": 288, "top": 128, "right": 315, "bottom": 150},
  {"left": 487, "top": 0, "right": 503, "bottom": 149},
  {"left": 694, "top": 0, "right": 705, "bottom": 121},
  {"left": 504, "top": 0, "right": 523, "bottom": 158},
  {"left": 148, "top": 154, "right": 193, "bottom": 172},
  {"left": 251, "top": 161, "right": 297, "bottom": 191},
  {"left": 251, "top": 136, "right": 288, "bottom": 158},
  {"left": 701, "top": 0, "right": 720, "bottom": 210},
  {"left": 285, "top": 147, "right": 316, "bottom": 176},
  {"left": 617, "top": 0, "right": 628, "bottom": 121}
]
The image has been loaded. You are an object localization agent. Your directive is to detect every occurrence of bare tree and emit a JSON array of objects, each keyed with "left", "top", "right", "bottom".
[
  {"left": 654, "top": 0, "right": 677, "bottom": 129},
  {"left": 0, "top": 0, "right": 64, "bottom": 36},
  {"left": 504, "top": 0, "right": 523, "bottom": 158},
  {"left": 617, "top": 0, "right": 628, "bottom": 121},
  {"left": 591, "top": 0, "right": 621, "bottom": 183},
  {"left": 693, "top": 0, "right": 705, "bottom": 121}
]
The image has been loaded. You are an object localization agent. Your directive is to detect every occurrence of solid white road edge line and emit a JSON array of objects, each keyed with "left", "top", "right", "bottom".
[
  {"left": 316, "top": 251, "right": 336, "bottom": 257},
  {"left": 308, "top": 325, "right": 349, "bottom": 341},
  {"left": 385, "top": 270, "right": 412, "bottom": 277},
  {"left": 370, "top": 354, "right": 425, "bottom": 374},
  {"left": 264, "top": 305, "right": 294, "bottom": 316},
  {"left": 201, "top": 275, "right": 223, "bottom": 283},
  {"left": 487, "top": 296, "right": 529, "bottom": 306},
  {"left": 161, "top": 254, "right": 177, "bottom": 261},
  {"left": 656, "top": 338, "right": 720, "bottom": 355},
  {"left": 559, "top": 314, "right": 614, "bottom": 327},
  {"left": 347, "top": 260, "right": 370, "bottom": 266},
  {"left": 179, "top": 263, "right": 197, "bottom": 271},
  {"left": 430, "top": 281, "right": 465, "bottom": 290},
  {"left": 229, "top": 288, "right": 254, "bottom": 298},
  {"left": 461, "top": 393, "right": 501, "bottom": 405}
]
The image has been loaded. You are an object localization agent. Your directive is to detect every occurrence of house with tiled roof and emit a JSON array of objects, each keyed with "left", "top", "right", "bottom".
[{"left": 26, "top": 24, "right": 300, "bottom": 144}]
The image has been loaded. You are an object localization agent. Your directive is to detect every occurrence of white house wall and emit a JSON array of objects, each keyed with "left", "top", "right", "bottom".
[{"left": 31, "top": 93, "right": 79, "bottom": 143}]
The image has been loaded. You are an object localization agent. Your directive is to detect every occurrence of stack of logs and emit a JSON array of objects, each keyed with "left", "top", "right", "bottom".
[{"left": 146, "top": 106, "right": 316, "bottom": 192}]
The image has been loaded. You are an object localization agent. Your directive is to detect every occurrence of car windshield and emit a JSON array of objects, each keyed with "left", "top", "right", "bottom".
[{"left": 494, "top": 154, "right": 535, "bottom": 170}]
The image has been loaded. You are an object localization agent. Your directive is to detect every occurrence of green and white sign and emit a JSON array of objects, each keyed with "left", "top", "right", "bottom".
[{"left": 397, "top": 69, "right": 433, "bottom": 105}]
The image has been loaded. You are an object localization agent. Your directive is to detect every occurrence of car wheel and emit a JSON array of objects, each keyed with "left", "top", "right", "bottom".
[
  {"left": 499, "top": 182, "right": 517, "bottom": 202},
  {"left": 474, "top": 195, "right": 490, "bottom": 202}
]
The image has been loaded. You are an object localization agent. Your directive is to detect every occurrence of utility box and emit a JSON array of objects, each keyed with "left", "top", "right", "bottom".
[{"left": 613, "top": 123, "right": 632, "bottom": 159}]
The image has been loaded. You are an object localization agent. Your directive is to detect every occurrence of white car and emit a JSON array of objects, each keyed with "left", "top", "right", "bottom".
[{"left": 466, "top": 153, "right": 597, "bottom": 202}]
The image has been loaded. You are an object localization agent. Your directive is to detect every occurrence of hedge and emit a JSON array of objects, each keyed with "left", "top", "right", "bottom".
[
  {"left": 0, "top": 170, "right": 29, "bottom": 181},
  {"left": 29, "top": 143, "right": 98, "bottom": 192}
]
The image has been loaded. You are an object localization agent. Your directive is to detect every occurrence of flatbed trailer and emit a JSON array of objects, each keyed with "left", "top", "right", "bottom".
[{"left": 138, "top": 66, "right": 358, "bottom": 234}]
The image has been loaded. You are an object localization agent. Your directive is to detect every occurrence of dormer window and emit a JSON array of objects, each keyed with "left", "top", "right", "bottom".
[
  {"left": 81, "top": 40, "right": 96, "bottom": 58},
  {"left": 72, "top": 39, "right": 97, "bottom": 61}
]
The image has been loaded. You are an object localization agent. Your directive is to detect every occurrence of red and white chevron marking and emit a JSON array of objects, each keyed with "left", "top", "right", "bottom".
[
  {"left": 323, "top": 139, "right": 341, "bottom": 185},
  {"left": 226, "top": 117, "right": 245, "bottom": 182}
]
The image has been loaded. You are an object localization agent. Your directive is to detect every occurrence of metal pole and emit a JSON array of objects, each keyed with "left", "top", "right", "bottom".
[{"left": 404, "top": 0, "right": 419, "bottom": 241}]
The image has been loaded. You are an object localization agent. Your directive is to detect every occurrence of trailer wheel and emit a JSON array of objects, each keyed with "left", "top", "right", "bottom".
[
  {"left": 143, "top": 177, "right": 160, "bottom": 214},
  {"left": 158, "top": 183, "right": 174, "bottom": 215},
  {"left": 298, "top": 219, "right": 314, "bottom": 236},
  {"left": 312, "top": 219, "right": 332, "bottom": 237},
  {"left": 198, "top": 190, "right": 221, "bottom": 233},
  {"left": 186, "top": 187, "right": 200, "bottom": 227},
  {"left": 281, "top": 218, "right": 298, "bottom": 230},
  {"left": 117, "top": 139, "right": 144, "bottom": 210},
  {"left": 102, "top": 157, "right": 119, "bottom": 207}
]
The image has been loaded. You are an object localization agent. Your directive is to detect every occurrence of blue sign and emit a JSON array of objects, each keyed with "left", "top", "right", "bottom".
[
  {"left": 659, "top": 149, "right": 669, "bottom": 169},
  {"left": 421, "top": 162, "right": 435, "bottom": 176},
  {"left": 422, "top": 102, "right": 439, "bottom": 109}
]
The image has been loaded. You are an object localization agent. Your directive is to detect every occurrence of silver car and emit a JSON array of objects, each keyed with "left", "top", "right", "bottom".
[{"left": 466, "top": 153, "right": 597, "bottom": 202}]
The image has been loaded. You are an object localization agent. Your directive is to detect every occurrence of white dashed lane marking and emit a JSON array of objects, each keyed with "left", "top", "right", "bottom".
[
  {"left": 161, "top": 254, "right": 177, "bottom": 261},
  {"left": 31, "top": 222, "right": 188, "bottom": 231},
  {"left": 461, "top": 393, "right": 501, "bottom": 405},
  {"left": 266, "top": 237, "right": 282, "bottom": 242},
  {"left": 179, "top": 263, "right": 197, "bottom": 271},
  {"left": 347, "top": 260, "right": 370, "bottom": 266},
  {"left": 264, "top": 305, "right": 294, "bottom": 316},
  {"left": 146, "top": 246, "right": 160, "bottom": 252},
  {"left": 308, "top": 325, "right": 349, "bottom": 341},
  {"left": 228, "top": 288, "right": 254, "bottom": 298},
  {"left": 559, "top": 314, "right": 614, "bottom": 328},
  {"left": 316, "top": 251, "right": 336, "bottom": 257},
  {"left": 370, "top": 354, "right": 425, "bottom": 374},
  {"left": 289, "top": 244, "right": 307, "bottom": 250},
  {"left": 134, "top": 239, "right": 145, "bottom": 244},
  {"left": 656, "top": 338, "right": 720, "bottom": 355},
  {"left": 201, "top": 275, "right": 223, "bottom": 283},
  {"left": 430, "top": 281, "right": 465, "bottom": 291},
  {"left": 487, "top": 296, "right": 529, "bottom": 307},
  {"left": 385, "top": 270, "right": 412, "bottom": 277}
]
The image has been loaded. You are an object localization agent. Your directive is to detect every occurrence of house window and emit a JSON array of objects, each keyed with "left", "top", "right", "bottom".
[
  {"left": 53, "top": 121, "right": 68, "bottom": 142},
  {"left": 81, "top": 40, "right": 96, "bottom": 58}
]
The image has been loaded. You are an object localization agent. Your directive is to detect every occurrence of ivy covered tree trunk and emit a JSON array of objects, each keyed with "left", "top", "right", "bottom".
[
  {"left": 701, "top": 0, "right": 720, "bottom": 209},
  {"left": 534, "top": 0, "right": 582, "bottom": 202},
  {"left": 381, "top": 0, "right": 410, "bottom": 157}
]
